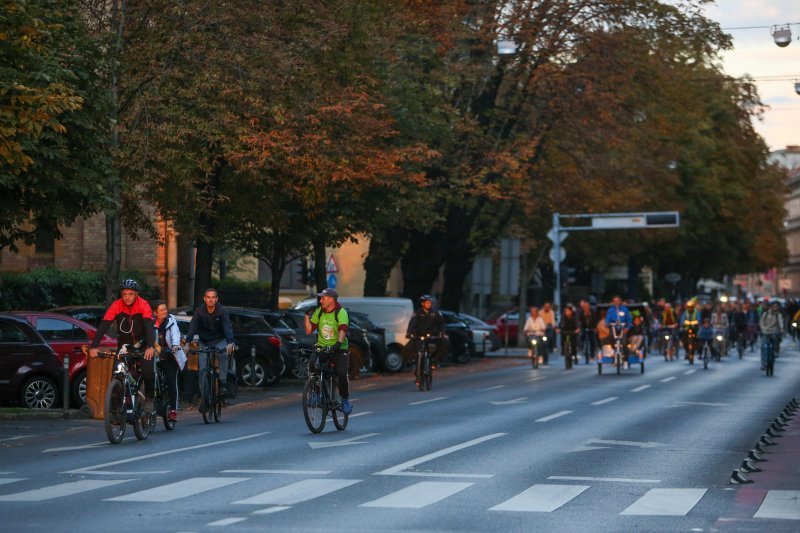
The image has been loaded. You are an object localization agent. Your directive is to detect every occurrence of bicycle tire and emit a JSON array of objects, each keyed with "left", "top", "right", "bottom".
[
  {"left": 212, "top": 375, "right": 222, "bottom": 423},
  {"left": 202, "top": 371, "right": 213, "bottom": 425},
  {"left": 531, "top": 350, "right": 538, "bottom": 369},
  {"left": 565, "top": 347, "right": 573, "bottom": 370},
  {"left": 425, "top": 358, "right": 433, "bottom": 391},
  {"left": 597, "top": 363, "right": 602, "bottom": 375},
  {"left": 104, "top": 379, "right": 126, "bottom": 445},
  {"left": 132, "top": 397, "right": 152, "bottom": 441},
  {"left": 331, "top": 382, "right": 348, "bottom": 431},
  {"left": 303, "top": 377, "right": 326, "bottom": 433},
  {"left": 703, "top": 347, "right": 709, "bottom": 370}
]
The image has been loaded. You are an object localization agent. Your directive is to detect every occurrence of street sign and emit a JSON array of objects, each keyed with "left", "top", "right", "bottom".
[
  {"left": 547, "top": 227, "right": 568, "bottom": 244},
  {"left": 327, "top": 273, "right": 337, "bottom": 289},
  {"left": 325, "top": 254, "right": 339, "bottom": 273},
  {"left": 665, "top": 272, "right": 681, "bottom": 284},
  {"left": 549, "top": 246, "right": 566, "bottom": 264},
  {"left": 589, "top": 212, "right": 679, "bottom": 230}
]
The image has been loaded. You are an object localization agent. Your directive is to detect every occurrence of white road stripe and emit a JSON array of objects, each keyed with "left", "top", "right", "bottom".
[
  {"left": 221, "top": 470, "right": 331, "bottom": 475},
  {"left": 233, "top": 479, "right": 360, "bottom": 505},
  {"left": 591, "top": 397, "right": 618, "bottom": 406},
  {"left": 660, "top": 377, "right": 676, "bottom": 383},
  {"left": 208, "top": 517, "right": 248, "bottom": 527},
  {"left": 409, "top": 397, "right": 446, "bottom": 406},
  {"left": 360, "top": 481, "right": 473, "bottom": 509},
  {"left": 252, "top": 506, "right": 292, "bottom": 514},
  {"left": 631, "top": 385, "right": 651, "bottom": 392},
  {"left": 490, "top": 484, "right": 589, "bottom": 512},
  {"left": 0, "top": 479, "right": 130, "bottom": 502},
  {"left": 684, "top": 369, "right": 697, "bottom": 375},
  {"left": 0, "top": 478, "right": 25, "bottom": 486},
  {"left": 0, "top": 435, "right": 32, "bottom": 443},
  {"left": 620, "top": 488, "right": 707, "bottom": 516},
  {"left": 526, "top": 376, "right": 546, "bottom": 382},
  {"left": 754, "top": 490, "right": 800, "bottom": 520},
  {"left": 535, "top": 411, "right": 572, "bottom": 422},
  {"left": 478, "top": 385, "right": 507, "bottom": 391},
  {"left": 548, "top": 476, "right": 660, "bottom": 483},
  {"left": 107, "top": 477, "right": 247, "bottom": 502},
  {"left": 64, "top": 432, "right": 269, "bottom": 474},
  {"left": 672, "top": 401, "right": 727, "bottom": 407},
  {"left": 44, "top": 441, "right": 115, "bottom": 453},
  {"left": 376, "top": 433, "right": 505, "bottom": 476},
  {"left": 348, "top": 411, "right": 374, "bottom": 418}
]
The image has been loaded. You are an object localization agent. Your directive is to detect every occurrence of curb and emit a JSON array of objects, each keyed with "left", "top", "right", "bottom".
[{"left": 0, "top": 409, "right": 84, "bottom": 421}]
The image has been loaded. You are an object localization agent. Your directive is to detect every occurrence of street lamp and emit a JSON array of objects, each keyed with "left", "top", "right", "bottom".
[{"left": 773, "top": 25, "right": 792, "bottom": 47}]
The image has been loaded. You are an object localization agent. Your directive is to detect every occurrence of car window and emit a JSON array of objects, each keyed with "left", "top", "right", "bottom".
[
  {"left": 36, "top": 318, "right": 90, "bottom": 342},
  {"left": 232, "top": 314, "right": 270, "bottom": 334},
  {"left": 262, "top": 314, "right": 292, "bottom": 330},
  {"left": 281, "top": 314, "right": 301, "bottom": 329},
  {"left": 0, "top": 321, "right": 28, "bottom": 343}
]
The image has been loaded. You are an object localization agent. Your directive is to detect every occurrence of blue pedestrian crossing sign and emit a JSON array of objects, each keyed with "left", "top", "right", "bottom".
[{"left": 327, "top": 273, "right": 337, "bottom": 289}]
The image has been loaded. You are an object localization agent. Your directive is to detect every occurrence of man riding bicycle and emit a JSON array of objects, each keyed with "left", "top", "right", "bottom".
[
  {"left": 184, "top": 288, "right": 235, "bottom": 407},
  {"left": 759, "top": 301, "right": 784, "bottom": 371},
  {"left": 89, "top": 279, "right": 156, "bottom": 402},
  {"left": 406, "top": 295, "right": 449, "bottom": 387},
  {"left": 680, "top": 299, "right": 700, "bottom": 359},
  {"left": 304, "top": 288, "right": 353, "bottom": 415},
  {"left": 606, "top": 295, "right": 633, "bottom": 368}
]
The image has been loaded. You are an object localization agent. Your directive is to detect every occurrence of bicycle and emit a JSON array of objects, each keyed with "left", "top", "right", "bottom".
[
  {"left": 762, "top": 334, "right": 778, "bottom": 377},
  {"left": 302, "top": 346, "right": 348, "bottom": 433},
  {"left": 683, "top": 328, "right": 697, "bottom": 365},
  {"left": 98, "top": 345, "right": 153, "bottom": 444},
  {"left": 735, "top": 329, "right": 746, "bottom": 359},
  {"left": 414, "top": 334, "right": 440, "bottom": 391},
  {"left": 154, "top": 353, "right": 176, "bottom": 431},
  {"left": 610, "top": 324, "right": 625, "bottom": 375},
  {"left": 701, "top": 340, "right": 711, "bottom": 370},
  {"left": 526, "top": 334, "right": 545, "bottom": 369},
  {"left": 562, "top": 334, "right": 576, "bottom": 370},
  {"left": 662, "top": 326, "right": 677, "bottom": 362},
  {"left": 189, "top": 346, "right": 229, "bottom": 424},
  {"left": 580, "top": 328, "right": 596, "bottom": 364}
]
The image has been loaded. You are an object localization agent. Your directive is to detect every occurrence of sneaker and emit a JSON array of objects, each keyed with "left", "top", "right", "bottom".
[
  {"left": 219, "top": 387, "right": 228, "bottom": 405},
  {"left": 341, "top": 399, "right": 353, "bottom": 415},
  {"left": 168, "top": 409, "right": 177, "bottom": 422}
]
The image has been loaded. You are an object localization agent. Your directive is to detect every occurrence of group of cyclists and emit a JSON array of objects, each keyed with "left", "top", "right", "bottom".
[{"left": 523, "top": 295, "right": 795, "bottom": 371}]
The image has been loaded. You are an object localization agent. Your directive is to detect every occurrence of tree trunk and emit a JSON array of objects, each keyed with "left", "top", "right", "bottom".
[
  {"left": 312, "top": 237, "right": 327, "bottom": 291},
  {"left": 104, "top": 205, "right": 121, "bottom": 304},
  {"left": 401, "top": 229, "right": 446, "bottom": 303},
  {"left": 363, "top": 227, "right": 406, "bottom": 296},
  {"left": 194, "top": 237, "right": 214, "bottom": 305},
  {"left": 267, "top": 241, "right": 288, "bottom": 309},
  {"left": 441, "top": 253, "right": 473, "bottom": 312}
]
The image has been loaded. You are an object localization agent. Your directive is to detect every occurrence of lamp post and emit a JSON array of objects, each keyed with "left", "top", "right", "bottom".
[{"left": 772, "top": 25, "right": 792, "bottom": 47}]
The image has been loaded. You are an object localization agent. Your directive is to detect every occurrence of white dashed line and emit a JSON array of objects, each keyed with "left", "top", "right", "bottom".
[
  {"left": 631, "top": 385, "right": 651, "bottom": 392},
  {"left": 591, "top": 397, "right": 618, "bottom": 406},
  {"left": 535, "top": 411, "right": 572, "bottom": 422},
  {"left": 409, "top": 397, "right": 447, "bottom": 406},
  {"left": 660, "top": 377, "right": 676, "bottom": 383}
]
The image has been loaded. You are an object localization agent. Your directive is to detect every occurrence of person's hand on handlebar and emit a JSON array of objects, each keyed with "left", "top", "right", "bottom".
[
  {"left": 144, "top": 347, "right": 155, "bottom": 360},
  {"left": 89, "top": 347, "right": 99, "bottom": 359},
  {"left": 226, "top": 343, "right": 236, "bottom": 356}
]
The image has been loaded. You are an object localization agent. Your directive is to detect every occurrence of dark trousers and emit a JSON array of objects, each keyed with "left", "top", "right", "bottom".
[
  {"left": 310, "top": 350, "right": 350, "bottom": 399},
  {"left": 158, "top": 354, "right": 180, "bottom": 410}
]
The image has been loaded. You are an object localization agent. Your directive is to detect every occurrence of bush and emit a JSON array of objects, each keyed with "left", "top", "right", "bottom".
[{"left": 0, "top": 269, "right": 157, "bottom": 310}]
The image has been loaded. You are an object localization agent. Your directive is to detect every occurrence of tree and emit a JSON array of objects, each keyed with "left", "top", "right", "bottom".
[{"left": 0, "top": 0, "right": 112, "bottom": 252}]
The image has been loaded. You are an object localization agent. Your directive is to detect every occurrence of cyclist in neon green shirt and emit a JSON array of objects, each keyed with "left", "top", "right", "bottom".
[{"left": 304, "top": 288, "right": 352, "bottom": 414}]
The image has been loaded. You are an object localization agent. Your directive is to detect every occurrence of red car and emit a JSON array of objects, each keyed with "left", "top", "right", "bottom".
[
  {"left": 486, "top": 308, "right": 523, "bottom": 344},
  {"left": 12, "top": 312, "right": 116, "bottom": 406}
]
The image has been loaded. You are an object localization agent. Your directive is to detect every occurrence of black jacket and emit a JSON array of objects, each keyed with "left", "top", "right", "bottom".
[
  {"left": 407, "top": 309, "right": 446, "bottom": 338},
  {"left": 185, "top": 304, "right": 235, "bottom": 345}
]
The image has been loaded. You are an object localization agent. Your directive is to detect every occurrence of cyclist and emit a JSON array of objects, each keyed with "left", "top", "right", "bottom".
[
  {"left": 711, "top": 304, "right": 729, "bottom": 355},
  {"left": 523, "top": 306, "right": 547, "bottom": 364},
  {"left": 305, "top": 288, "right": 353, "bottom": 414},
  {"left": 697, "top": 317, "right": 715, "bottom": 358},
  {"left": 759, "top": 301, "right": 784, "bottom": 370},
  {"left": 540, "top": 302, "right": 556, "bottom": 354},
  {"left": 406, "top": 295, "right": 449, "bottom": 387},
  {"left": 89, "top": 279, "right": 156, "bottom": 400},
  {"left": 577, "top": 299, "right": 598, "bottom": 361},
  {"left": 184, "top": 288, "right": 236, "bottom": 407},
  {"left": 680, "top": 299, "right": 700, "bottom": 359},
  {"left": 557, "top": 304, "right": 580, "bottom": 366},
  {"left": 152, "top": 301, "right": 186, "bottom": 423},
  {"left": 744, "top": 300, "right": 759, "bottom": 350}
]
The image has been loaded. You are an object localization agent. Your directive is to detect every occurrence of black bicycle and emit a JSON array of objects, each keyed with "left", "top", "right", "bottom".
[
  {"left": 302, "top": 346, "right": 348, "bottom": 433},
  {"left": 762, "top": 334, "right": 778, "bottom": 377},
  {"left": 190, "top": 346, "right": 227, "bottom": 424},
  {"left": 154, "top": 354, "right": 176, "bottom": 431},
  {"left": 99, "top": 346, "right": 152, "bottom": 444},
  {"left": 580, "top": 328, "right": 596, "bottom": 364},
  {"left": 414, "top": 334, "right": 440, "bottom": 391}
]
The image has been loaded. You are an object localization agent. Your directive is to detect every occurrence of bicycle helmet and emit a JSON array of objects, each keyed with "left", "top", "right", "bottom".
[
  {"left": 120, "top": 279, "right": 140, "bottom": 292},
  {"left": 420, "top": 294, "right": 433, "bottom": 303}
]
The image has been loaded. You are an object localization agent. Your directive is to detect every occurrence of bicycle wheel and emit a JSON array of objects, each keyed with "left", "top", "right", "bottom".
[
  {"left": 416, "top": 354, "right": 425, "bottom": 391},
  {"left": 703, "top": 347, "right": 709, "bottom": 370},
  {"left": 132, "top": 395, "right": 152, "bottom": 441},
  {"left": 104, "top": 379, "right": 126, "bottom": 445},
  {"left": 201, "top": 371, "right": 213, "bottom": 425},
  {"left": 331, "top": 382, "right": 348, "bottom": 431},
  {"left": 303, "top": 376, "right": 326, "bottom": 433},
  {"left": 425, "top": 358, "right": 433, "bottom": 391},
  {"left": 212, "top": 375, "right": 222, "bottom": 423},
  {"left": 565, "top": 345, "right": 573, "bottom": 370}
]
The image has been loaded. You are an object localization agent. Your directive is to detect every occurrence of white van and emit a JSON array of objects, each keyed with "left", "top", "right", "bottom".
[{"left": 293, "top": 297, "right": 414, "bottom": 371}]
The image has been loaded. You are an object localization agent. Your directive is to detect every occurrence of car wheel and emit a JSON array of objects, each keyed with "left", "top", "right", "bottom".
[
  {"left": 71, "top": 370, "right": 87, "bottom": 407},
  {"left": 383, "top": 348, "right": 404, "bottom": 372},
  {"left": 239, "top": 356, "right": 281, "bottom": 387},
  {"left": 21, "top": 375, "right": 58, "bottom": 409},
  {"left": 290, "top": 352, "right": 310, "bottom": 380}
]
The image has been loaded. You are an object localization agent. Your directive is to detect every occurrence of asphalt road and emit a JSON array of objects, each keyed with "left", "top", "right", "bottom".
[{"left": 1, "top": 344, "right": 799, "bottom": 532}]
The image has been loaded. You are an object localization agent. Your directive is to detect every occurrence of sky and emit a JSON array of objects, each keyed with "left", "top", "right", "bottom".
[{"left": 701, "top": 0, "right": 800, "bottom": 151}]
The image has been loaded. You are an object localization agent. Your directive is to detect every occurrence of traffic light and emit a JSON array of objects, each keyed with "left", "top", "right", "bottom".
[{"left": 296, "top": 260, "right": 310, "bottom": 285}]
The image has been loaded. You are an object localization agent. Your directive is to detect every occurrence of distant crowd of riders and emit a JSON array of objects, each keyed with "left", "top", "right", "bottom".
[{"left": 524, "top": 296, "right": 796, "bottom": 370}]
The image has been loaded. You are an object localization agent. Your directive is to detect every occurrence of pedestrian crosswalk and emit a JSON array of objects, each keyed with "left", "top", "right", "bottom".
[{"left": 0, "top": 475, "right": 795, "bottom": 520}]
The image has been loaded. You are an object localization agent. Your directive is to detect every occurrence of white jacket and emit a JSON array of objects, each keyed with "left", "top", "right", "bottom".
[
  {"left": 523, "top": 316, "right": 546, "bottom": 336},
  {"left": 158, "top": 314, "right": 187, "bottom": 370}
]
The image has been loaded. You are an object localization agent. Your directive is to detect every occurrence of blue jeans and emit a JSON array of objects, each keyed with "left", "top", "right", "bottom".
[
  {"left": 198, "top": 339, "right": 230, "bottom": 387},
  {"left": 761, "top": 333, "right": 781, "bottom": 366}
]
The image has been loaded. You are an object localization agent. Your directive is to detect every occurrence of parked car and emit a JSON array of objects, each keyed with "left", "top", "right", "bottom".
[
  {"left": 174, "top": 307, "right": 285, "bottom": 387},
  {"left": 48, "top": 305, "right": 116, "bottom": 338},
  {"left": 0, "top": 314, "right": 64, "bottom": 409},
  {"left": 294, "top": 297, "right": 413, "bottom": 373},
  {"left": 444, "top": 310, "right": 501, "bottom": 353},
  {"left": 486, "top": 308, "right": 525, "bottom": 345},
  {"left": 280, "top": 309, "right": 373, "bottom": 379},
  {"left": 12, "top": 311, "right": 116, "bottom": 406},
  {"left": 245, "top": 309, "right": 302, "bottom": 380},
  {"left": 348, "top": 311, "right": 389, "bottom": 372},
  {"left": 441, "top": 310, "right": 487, "bottom": 359}
]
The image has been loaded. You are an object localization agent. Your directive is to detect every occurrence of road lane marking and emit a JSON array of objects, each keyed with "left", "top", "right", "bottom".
[
  {"left": 591, "top": 397, "right": 618, "bottom": 406},
  {"left": 208, "top": 517, "right": 248, "bottom": 527},
  {"left": 308, "top": 433, "right": 380, "bottom": 449},
  {"left": 375, "top": 433, "right": 505, "bottom": 477},
  {"left": 348, "top": 411, "right": 374, "bottom": 418},
  {"left": 587, "top": 439, "right": 663, "bottom": 448},
  {"left": 684, "top": 369, "right": 696, "bottom": 375},
  {"left": 0, "top": 435, "right": 32, "bottom": 443},
  {"left": 107, "top": 477, "right": 248, "bottom": 502},
  {"left": 671, "top": 401, "right": 727, "bottom": 407},
  {"left": 233, "top": 479, "right": 360, "bottom": 505},
  {"left": 548, "top": 476, "right": 660, "bottom": 483},
  {"left": 620, "top": 488, "right": 707, "bottom": 516},
  {"left": 478, "top": 385, "right": 507, "bottom": 391},
  {"left": 252, "top": 506, "right": 291, "bottom": 515},
  {"left": 660, "top": 377, "right": 676, "bottom": 383},
  {"left": 409, "top": 397, "right": 446, "bottom": 406},
  {"left": 0, "top": 479, "right": 130, "bottom": 502},
  {"left": 525, "top": 376, "right": 546, "bottom": 382},
  {"left": 221, "top": 470, "right": 331, "bottom": 475},
  {"left": 360, "top": 481, "right": 474, "bottom": 508},
  {"left": 490, "top": 484, "right": 589, "bottom": 512},
  {"left": 631, "top": 385, "right": 651, "bottom": 392},
  {"left": 0, "top": 478, "right": 25, "bottom": 486},
  {"left": 44, "top": 441, "right": 117, "bottom": 453},
  {"left": 754, "top": 490, "right": 800, "bottom": 520},
  {"left": 535, "top": 411, "right": 572, "bottom": 422},
  {"left": 490, "top": 397, "right": 527, "bottom": 406},
  {"left": 63, "top": 432, "right": 269, "bottom": 474}
]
